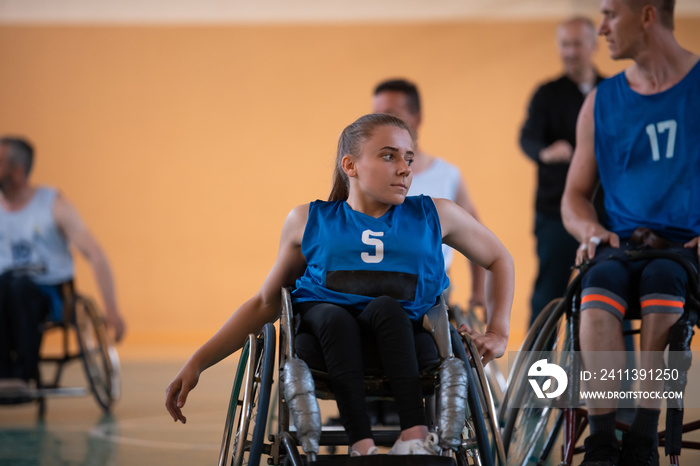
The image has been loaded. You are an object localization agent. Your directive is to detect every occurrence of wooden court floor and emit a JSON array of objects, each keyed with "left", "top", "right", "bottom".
[
  {"left": 2, "top": 352, "right": 700, "bottom": 465},
  {"left": 0, "top": 357, "right": 240, "bottom": 465}
]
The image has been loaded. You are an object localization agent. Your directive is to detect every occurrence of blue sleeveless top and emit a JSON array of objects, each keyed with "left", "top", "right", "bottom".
[
  {"left": 594, "top": 62, "right": 700, "bottom": 243},
  {"left": 292, "top": 195, "right": 449, "bottom": 321}
]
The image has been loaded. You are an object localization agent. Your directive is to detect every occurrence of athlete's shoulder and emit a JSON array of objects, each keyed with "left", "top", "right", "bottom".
[{"left": 285, "top": 203, "right": 311, "bottom": 229}]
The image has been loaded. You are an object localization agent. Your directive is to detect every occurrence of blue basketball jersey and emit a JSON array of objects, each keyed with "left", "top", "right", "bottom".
[
  {"left": 291, "top": 195, "right": 449, "bottom": 321},
  {"left": 594, "top": 62, "right": 700, "bottom": 243}
]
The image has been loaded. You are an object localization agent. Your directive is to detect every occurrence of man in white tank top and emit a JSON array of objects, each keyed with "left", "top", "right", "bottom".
[
  {"left": 0, "top": 136, "right": 125, "bottom": 388},
  {"left": 368, "top": 79, "right": 486, "bottom": 426},
  {"left": 372, "top": 79, "right": 485, "bottom": 308}
]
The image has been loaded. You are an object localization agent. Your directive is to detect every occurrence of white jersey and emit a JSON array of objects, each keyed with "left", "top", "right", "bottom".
[
  {"left": 0, "top": 187, "right": 74, "bottom": 285},
  {"left": 407, "top": 158, "right": 462, "bottom": 269}
]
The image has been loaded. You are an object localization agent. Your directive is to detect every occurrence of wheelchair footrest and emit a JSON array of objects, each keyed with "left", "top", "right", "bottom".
[
  {"left": 312, "top": 455, "right": 456, "bottom": 465},
  {"left": 314, "top": 427, "right": 402, "bottom": 447},
  {"left": 0, "top": 392, "right": 35, "bottom": 405}
]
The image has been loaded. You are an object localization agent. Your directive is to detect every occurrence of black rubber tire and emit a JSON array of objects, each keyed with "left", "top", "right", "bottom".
[
  {"left": 501, "top": 298, "right": 571, "bottom": 466},
  {"left": 497, "top": 298, "right": 564, "bottom": 431}
]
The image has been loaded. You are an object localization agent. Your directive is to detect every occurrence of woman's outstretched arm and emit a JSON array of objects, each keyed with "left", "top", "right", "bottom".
[{"left": 165, "top": 204, "right": 309, "bottom": 423}]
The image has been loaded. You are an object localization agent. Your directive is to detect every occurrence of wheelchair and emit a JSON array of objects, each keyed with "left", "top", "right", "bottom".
[
  {"left": 0, "top": 279, "right": 121, "bottom": 418},
  {"left": 499, "top": 249, "right": 700, "bottom": 466},
  {"left": 448, "top": 301, "right": 507, "bottom": 412},
  {"left": 217, "top": 288, "right": 506, "bottom": 466}
]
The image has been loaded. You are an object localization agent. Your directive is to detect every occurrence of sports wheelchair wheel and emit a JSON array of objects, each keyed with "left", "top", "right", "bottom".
[
  {"left": 461, "top": 333, "right": 507, "bottom": 466},
  {"left": 219, "top": 323, "right": 275, "bottom": 466},
  {"left": 73, "top": 294, "right": 121, "bottom": 412},
  {"left": 449, "top": 328, "right": 504, "bottom": 466},
  {"left": 449, "top": 304, "right": 507, "bottom": 411},
  {"left": 501, "top": 297, "right": 572, "bottom": 466},
  {"left": 498, "top": 297, "right": 565, "bottom": 422}
]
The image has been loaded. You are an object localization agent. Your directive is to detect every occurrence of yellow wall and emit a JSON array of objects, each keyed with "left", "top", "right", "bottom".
[{"left": 2, "top": 20, "right": 699, "bottom": 356}]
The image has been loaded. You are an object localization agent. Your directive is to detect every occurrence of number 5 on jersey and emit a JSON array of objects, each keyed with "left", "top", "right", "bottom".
[{"left": 361, "top": 230, "right": 384, "bottom": 263}]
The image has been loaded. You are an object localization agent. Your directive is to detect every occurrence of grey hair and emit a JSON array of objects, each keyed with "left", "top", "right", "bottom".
[{"left": 0, "top": 136, "right": 34, "bottom": 176}]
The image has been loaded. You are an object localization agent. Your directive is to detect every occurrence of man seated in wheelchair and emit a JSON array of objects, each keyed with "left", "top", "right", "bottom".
[
  {"left": 561, "top": 1, "right": 700, "bottom": 463},
  {"left": 0, "top": 136, "right": 126, "bottom": 394},
  {"left": 166, "top": 113, "right": 514, "bottom": 456}
]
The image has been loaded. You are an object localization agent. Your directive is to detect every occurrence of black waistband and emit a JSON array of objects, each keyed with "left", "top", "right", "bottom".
[{"left": 325, "top": 270, "right": 417, "bottom": 302}]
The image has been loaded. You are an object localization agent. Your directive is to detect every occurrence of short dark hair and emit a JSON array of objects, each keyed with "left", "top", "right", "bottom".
[
  {"left": 627, "top": 0, "right": 675, "bottom": 29},
  {"left": 0, "top": 136, "right": 34, "bottom": 176},
  {"left": 373, "top": 79, "right": 421, "bottom": 115}
]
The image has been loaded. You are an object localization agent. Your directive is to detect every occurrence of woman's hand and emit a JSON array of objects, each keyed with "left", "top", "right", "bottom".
[
  {"left": 458, "top": 323, "right": 507, "bottom": 366},
  {"left": 165, "top": 362, "right": 201, "bottom": 424}
]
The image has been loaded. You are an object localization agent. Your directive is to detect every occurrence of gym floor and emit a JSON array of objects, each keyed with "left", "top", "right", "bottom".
[
  {"left": 2, "top": 350, "right": 700, "bottom": 465},
  {"left": 0, "top": 354, "right": 241, "bottom": 465}
]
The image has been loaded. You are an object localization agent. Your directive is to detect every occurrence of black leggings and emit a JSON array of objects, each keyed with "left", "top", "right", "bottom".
[
  {"left": 297, "top": 296, "right": 428, "bottom": 444},
  {"left": 0, "top": 272, "right": 49, "bottom": 380}
]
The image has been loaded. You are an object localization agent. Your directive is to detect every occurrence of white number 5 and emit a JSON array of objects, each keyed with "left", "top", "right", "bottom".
[
  {"left": 645, "top": 119, "right": 677, "bottom": 161},
  {"left": 361, "top": 230, "right": 384, "bottom": 263}
]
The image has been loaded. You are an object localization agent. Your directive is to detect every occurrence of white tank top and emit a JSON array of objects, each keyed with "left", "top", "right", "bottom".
[
  {"left": 0, "top": 187, "right": 74, "bottom": 284},
  {"left": 407, "top": 158, "right": 462, "bottom": 269}
]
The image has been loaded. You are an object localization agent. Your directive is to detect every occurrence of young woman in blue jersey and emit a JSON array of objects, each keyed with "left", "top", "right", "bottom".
[{"left": 165, "top": 113, "right": 514, "bottom": 456}]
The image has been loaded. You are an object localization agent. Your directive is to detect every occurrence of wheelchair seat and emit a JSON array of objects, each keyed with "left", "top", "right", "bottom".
[{"left": 42, "top": 282, "right": 121, "bottom": 414}]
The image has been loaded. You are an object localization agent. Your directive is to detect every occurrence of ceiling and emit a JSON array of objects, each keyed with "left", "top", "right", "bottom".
[{"left": 2, "top": 0, "right": 699, "bottom": 24}]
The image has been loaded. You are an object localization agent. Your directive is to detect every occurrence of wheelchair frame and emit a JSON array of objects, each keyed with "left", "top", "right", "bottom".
[
  {"left": 218, "top": 288, "right": 506, "bottom": 466},
  {"left": 35, "top": 282, "right": 121, "bottom": 417},
  {"left": 499, "top": 249, "right": 700, "bottom": 466}
]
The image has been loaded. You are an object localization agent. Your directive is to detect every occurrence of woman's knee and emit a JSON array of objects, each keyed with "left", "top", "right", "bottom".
[
  {"left": 360, "top": 296, "right": 409, "bottom": 327},
  {"left": 302, "top": 303, "right": 358, "bottom": 338}
]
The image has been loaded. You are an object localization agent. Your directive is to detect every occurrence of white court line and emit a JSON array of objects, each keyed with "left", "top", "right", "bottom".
[{"left": 89, "top": 413, "right": 224, "bottom": 451}]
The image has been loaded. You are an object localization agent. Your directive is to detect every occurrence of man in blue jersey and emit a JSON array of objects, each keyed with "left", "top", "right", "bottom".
[
  {"left": 561, "top": 1, "right": 699, "bottom": 465},
  {"left": 0, "top": 136, "right": 126, "bottom": 392}
]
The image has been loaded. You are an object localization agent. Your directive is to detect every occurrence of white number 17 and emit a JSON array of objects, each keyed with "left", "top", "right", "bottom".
[{"left": 645, "top": 119, "right": 677, "bottom": 161}]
